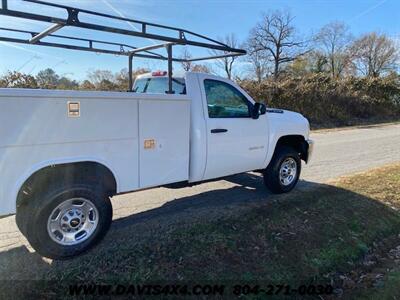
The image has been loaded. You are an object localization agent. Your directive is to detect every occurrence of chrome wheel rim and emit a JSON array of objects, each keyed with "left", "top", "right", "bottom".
[
  {"left": 279, "top": 158, "right": 297, "bottom": 186},
  {"left": 47, "top": 198, "right": 99, "bottom": 246}
]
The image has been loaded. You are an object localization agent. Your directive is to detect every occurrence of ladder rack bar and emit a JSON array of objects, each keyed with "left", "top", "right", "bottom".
[
  {"left": 128, "top": 42, "right": 176, "bottom": 55},
  {"left": 0, "top": 27, "right": 166, "bottom": 59},
  {"left": 128, "top": 54, "right": 134, "bottom": 92},
  {"left": 23, "top": 0, "right": 230, "bottom": 49},
  {"left": 186, "top": 52, "right": 244, "bottom": 62},
  {"left": 0, "top": 36, "right": 186, "bottom": 60},
  {"left": 0, "top": 5, "right": 246, "bottom": 54},
  {"left": 29, "top": 23, "right": 64, "bottom": 44},
  {"left": 166, "top": 44, "right": 174, "bottom": 94},
  {"left": 0, "top": 0, "right": 248, "bottom": 94}
]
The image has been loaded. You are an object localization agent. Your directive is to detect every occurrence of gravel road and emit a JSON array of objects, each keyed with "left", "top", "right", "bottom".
[{"left": 1, "top": 123, "right": 399, "bottom": 255}]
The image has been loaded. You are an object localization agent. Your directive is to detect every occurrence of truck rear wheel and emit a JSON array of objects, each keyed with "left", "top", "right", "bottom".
[
  {"left": 263, "top": 146, "right": 301, "bottom": 194},
  {"left": 18, "top": 184, "right": 112, "bottom": 259}
]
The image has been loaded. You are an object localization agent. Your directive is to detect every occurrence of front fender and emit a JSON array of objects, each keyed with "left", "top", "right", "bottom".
[{"left": 263, "top": 109, "right": 310, "bottom": 168}]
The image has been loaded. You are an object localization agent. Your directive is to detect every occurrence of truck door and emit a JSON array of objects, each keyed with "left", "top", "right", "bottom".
[{"left": 199, "top": 75, "right": 269, "bottom": 180}]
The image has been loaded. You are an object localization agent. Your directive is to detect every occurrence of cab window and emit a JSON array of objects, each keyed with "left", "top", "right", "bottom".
[
  {"left": 133, "top": 77, "right": 186, "bottom": 94},
  {"left": 204, "top": 79, "right": 251, "bottom": 118}
]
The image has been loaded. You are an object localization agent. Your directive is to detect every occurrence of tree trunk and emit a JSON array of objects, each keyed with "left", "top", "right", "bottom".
[{"left": 274, "top": 59, "right": 279, "bottom": 80}]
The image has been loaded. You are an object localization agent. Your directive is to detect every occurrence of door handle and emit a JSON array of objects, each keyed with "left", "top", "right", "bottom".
[{"left": 211, "top": 128, "right": 228, "bottom": 133}]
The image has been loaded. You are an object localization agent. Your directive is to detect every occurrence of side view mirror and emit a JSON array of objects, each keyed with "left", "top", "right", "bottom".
[
  {"left": 260, "top": 103, "right": 267, "bottom": 115},
  {"left": 251, "top": 102, "right": 266, "bottom": 119}
]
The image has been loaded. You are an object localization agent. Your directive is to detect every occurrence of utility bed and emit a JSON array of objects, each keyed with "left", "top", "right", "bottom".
[{"left": 0, "top": 88, "right": 190, "bottom": 215}]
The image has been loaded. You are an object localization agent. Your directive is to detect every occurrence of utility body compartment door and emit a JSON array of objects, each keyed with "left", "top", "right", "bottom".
[
  {"left": 138, "top": 97, "right": 190, "bottom": 188},
  {"left": 198, "top": 74, "right": 268, "bottom": 180}
]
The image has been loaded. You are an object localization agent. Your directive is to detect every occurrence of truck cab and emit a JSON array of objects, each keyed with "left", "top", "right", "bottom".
[{"left": 134, "top": 71, "right": 312, "bottom": 183}]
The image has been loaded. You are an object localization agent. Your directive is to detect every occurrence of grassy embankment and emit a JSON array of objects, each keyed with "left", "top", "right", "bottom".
[{"left": 2, "top": 164, "right": 400, "bottom": 298}]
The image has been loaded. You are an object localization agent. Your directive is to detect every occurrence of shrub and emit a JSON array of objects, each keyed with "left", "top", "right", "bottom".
[{"left": 239, "top": 74, "right": 400, "bottom": 128}]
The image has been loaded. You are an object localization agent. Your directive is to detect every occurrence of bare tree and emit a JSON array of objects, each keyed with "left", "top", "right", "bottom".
[
  {"left": 249, "top": 10, "right": 306, "bottom": 79},
  {"left": 115, "top": 67, "right": 149, "bottom": 91},
  {"left": 245, "top": 40, "right": 271, "bottom": 82},
  {"left": 80, "top": 80, "right": 95, "bottom": 91},
  {"left": 210, "top": 33, "right": 239, "bottom": 79},
  {"left": 180, "top": 48, "right": 211, "bottom": 73},
  {"left": 191, "top": 64, "right": 211, "bottom": 73},
  {"left": 57, "top": 76, "right": 79, "bottom": 90},
  {"left": 315, "top": 21, "right": 352, "bottom": 78},
  {"left": 349, "top": 32, "right": 399, "bottom": 77},
  {"left": 36, "top": 68, "right": 59, "bottom": 88},
  {"left": 285, "top": 55, "right": 310, "bottom": 77},
  {"left": 180, "top": 48, "right": 193, "bottom": 72},
  {"left": 87, "top": 69, "right": 114, "bottom": 87},
  {"left": 309, "top": 51, "right": 329, "bottom": 73},
  {"left": 291, "top": 50, "right": 329, "bottom": 74}
]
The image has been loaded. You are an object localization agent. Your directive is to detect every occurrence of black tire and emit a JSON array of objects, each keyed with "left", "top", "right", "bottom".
[
  {"left": 16, "top": 185, "right": 35, "bottom": 236},
  {"left": 18, "top": 183, "right": 112, "bottom": 259},
  {"left": 16, "top": 202, "right": 30, "bottom": 237},
  {"left": 263, "top": 146, "right": 301, "bottom": 194}
]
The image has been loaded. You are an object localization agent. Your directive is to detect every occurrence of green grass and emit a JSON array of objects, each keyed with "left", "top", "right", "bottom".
[
  {"left": 361, "top": 271, "right": 400, "bottom": 299},
  {"left": 1, "top": 164, "right": 400, "bottom": 298}
]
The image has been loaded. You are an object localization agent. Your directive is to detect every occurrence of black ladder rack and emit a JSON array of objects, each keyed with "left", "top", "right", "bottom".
[{"left": 0, "top": 0, "right": 246, "bottom": 93}]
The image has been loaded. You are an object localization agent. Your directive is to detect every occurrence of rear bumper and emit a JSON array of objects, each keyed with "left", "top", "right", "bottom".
[{"left": 306, "top": 139, "right": 314, "bottom": 163}]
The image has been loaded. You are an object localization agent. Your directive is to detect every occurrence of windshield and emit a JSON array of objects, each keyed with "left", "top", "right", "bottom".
[{"left": 133, "top": 77, "right": 186, "bottom": 94}]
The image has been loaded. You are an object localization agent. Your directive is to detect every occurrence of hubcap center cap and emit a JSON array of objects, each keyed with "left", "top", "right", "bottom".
[{"left": 70, "top": 218, "right": 80, "bottom": 227}]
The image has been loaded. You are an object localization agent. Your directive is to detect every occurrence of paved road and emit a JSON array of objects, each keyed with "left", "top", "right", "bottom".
[
  {"left": 303, "top": 123, "right": 400, "bottom": 182},
  {"left": 1, "top": 123, "right": 399, "bottom": 255}
]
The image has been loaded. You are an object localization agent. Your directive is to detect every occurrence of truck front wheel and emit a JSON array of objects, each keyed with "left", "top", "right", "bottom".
[
  {"left": 263, "top": 146, "right": 301, "bottom": 194},
  {"left": 19, "top": 184, "right": 112, "bottom": 259}
]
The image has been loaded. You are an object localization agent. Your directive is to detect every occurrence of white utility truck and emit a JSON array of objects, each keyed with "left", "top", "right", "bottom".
[{"left": 0, "top": 0, "right": 313, "bottom": 259}]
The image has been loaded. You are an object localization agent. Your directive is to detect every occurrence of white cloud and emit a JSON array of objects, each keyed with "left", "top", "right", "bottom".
[
  {"left": 100, "top": 0, "right": 158, "bottom": 45},
  {"left": 349, "top": 0, "right": 387, "bottom": 22},
  {"left": 0, "top": 41, "right": 63, "bottom": 60}
]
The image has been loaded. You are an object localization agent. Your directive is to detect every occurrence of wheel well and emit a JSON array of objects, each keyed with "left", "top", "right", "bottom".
[
  {"left": 17, "top": 161, "right": 117, "bottom": 206},
  {"left": 275, "top": 135, "right": 309, "bottom": 161}
]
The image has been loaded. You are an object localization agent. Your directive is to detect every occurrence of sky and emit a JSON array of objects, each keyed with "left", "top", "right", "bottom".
[{"left": 0, "top": 0, "right": 399, "bottom": 80}]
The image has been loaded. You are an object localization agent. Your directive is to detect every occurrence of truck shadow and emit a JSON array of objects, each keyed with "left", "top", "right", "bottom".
[
  {"left": 112, "top": 172, "right": 318, "bottom": 230},
  {"left": 113, "top": 172, "right": 272, "bottom": 230},
  {"left": 0, "top": 172, "right": 398, "bottom": 297}
]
